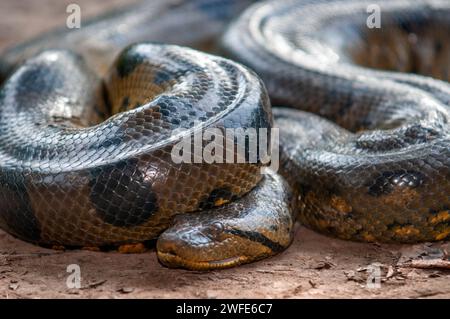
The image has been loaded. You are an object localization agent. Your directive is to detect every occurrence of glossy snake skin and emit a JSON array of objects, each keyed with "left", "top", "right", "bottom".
[
  {"left": 0, "top": 0, "right": 449, "bottom": 270},
  {"left": 223, "top": 0, "right": 450, "bottom": 243}
]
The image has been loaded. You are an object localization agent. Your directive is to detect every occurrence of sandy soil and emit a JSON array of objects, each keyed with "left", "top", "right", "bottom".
[
  {"left": 1, "top": 226, "right": 450, "bottom": 299},
  {"left": 0, "top": 0, "right": 449, "bottom": 299}
]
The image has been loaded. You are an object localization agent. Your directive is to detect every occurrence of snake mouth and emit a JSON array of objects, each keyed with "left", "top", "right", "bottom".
[{"left": 157, "top": 251, "right": 249, "bottom": 271}]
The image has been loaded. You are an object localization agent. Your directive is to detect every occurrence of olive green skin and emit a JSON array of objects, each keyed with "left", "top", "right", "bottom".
[
  {"left": 0, "top": 0, "right": 449, "bottom": 271},
  {"left": 0, "top": 43, "right": 273, "bottom": 246},
  {"left": 0, "top": 0, "right": 296, "bottom": 270},
  {"left": 223, "top": 0, "right": 450, "bottom": 243},
  {"left": 0, "top": 42, "right": 291, "bottom": 270}
]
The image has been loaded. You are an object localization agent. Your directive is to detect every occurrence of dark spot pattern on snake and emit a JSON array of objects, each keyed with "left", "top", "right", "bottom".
[
  {"left": 89, "top": 158, "right": 159, "bottom": 227},
  {"left": 0, "top": 0, "right": 449, "bottom": 270},
  {"left": 0, "top": 173, "right": 41, "bottom": 242}
]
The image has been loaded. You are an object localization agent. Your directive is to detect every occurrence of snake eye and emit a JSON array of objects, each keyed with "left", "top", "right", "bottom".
[
  {"left": 203, "top": 222, "right": 226, "bottom": 241},
  {"left": 210, "top": 221, "right": 224, "bottom": 233}
]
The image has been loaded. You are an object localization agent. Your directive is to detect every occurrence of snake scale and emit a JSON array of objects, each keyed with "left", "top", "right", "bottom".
[{"left": 0, "top": 0, "right": 448, "bottom": 270}]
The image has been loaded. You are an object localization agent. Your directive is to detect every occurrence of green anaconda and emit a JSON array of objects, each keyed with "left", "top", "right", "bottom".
[{"left": 0, "top": 0, "right": 449, "bottom": 270}]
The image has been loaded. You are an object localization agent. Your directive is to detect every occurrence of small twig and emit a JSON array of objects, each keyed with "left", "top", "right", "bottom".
[
  {"left": 82, "top": 279, "right": 107, "bottom": 289},
  {"left": 3, "top": 252, "right": 62, "bottom": 259},
  {"left": 402, "top": 259, "right": 450, "bottom": 270}
]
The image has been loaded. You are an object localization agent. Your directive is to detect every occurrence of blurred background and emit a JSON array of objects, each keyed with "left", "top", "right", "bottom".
[{"left": 0, "top": 0, "right": 136, "bottom": 51}]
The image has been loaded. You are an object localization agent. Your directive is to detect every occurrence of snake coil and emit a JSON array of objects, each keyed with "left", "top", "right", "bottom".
[{"left": 0, "top": 0, "right": 449, "bottom": 270}]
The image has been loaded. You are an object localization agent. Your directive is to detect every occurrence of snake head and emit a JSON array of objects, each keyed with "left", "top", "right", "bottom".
[{"left": 156, "top": 212, "right": 277, "bottom": 270}]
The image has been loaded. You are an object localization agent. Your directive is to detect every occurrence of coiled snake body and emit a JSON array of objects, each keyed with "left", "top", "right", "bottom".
[{"left": 0, "top": 0, "right": 449, "bottom": 270}]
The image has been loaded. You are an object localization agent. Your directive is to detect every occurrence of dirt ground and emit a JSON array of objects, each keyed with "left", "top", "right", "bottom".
[{"left": 0, "top": 0, "right": 449, "bottom": 299}]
